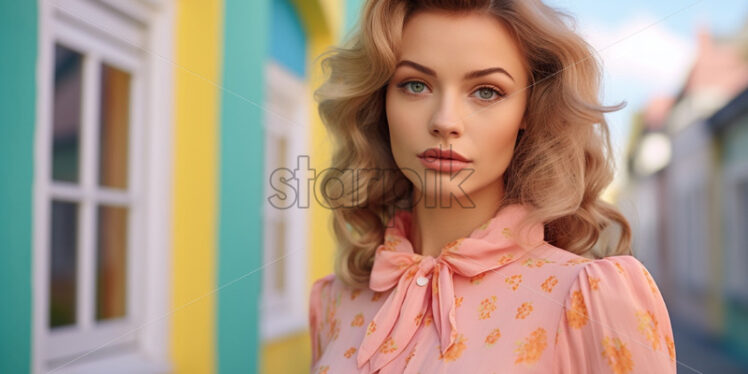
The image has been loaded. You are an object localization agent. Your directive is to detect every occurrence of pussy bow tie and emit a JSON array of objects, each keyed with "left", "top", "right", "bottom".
[{"left": 356, "top": 204, "right": 545, "bottom": 373}]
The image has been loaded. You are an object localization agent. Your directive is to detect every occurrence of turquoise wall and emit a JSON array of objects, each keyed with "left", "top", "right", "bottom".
[
  {"left": 270, "top": 0, "right": 307, "bottom": 77},
  {"left": 344, "top": 0, "right": 365, "bottom": 36},
  {"left": 721, "top": 114, "right": 748, "bottom": 364},
  {"left": 725, "top": 300, "right": 748, "bottom": 367},
  {"left": 217, "top": 0, "right": 270, "bottom": 372},
  {"left": 0, "top": 2, "right": 36, "bottom": 373},
  {"left": 722, "top": 116, "right": 748, "bottom": 164}
]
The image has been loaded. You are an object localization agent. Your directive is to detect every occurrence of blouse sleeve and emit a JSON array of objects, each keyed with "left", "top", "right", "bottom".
[
  {"left": 553, "top": 255, "right": 677, "bottom": 374},
  {"left": 309, "top": 274, "right": 335, "bottom": 367}
]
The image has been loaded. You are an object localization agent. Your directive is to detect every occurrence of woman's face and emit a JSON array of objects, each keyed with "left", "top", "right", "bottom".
[{"left": 386, "top": 10, "right": 529, "bottom": 206}]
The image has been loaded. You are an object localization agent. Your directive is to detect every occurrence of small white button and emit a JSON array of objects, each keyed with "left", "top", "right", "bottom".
[{"left": 416, "top": 276, "right": 429, "bottom": 286}]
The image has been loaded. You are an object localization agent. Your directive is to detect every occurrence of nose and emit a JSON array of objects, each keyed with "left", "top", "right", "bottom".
[{"left": 428, "top": 91, "right": 464, "bottom": 139}]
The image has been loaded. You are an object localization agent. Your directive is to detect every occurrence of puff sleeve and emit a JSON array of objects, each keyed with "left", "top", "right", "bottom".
[
  {"left": 309, "top": 274, "right": 335, "bottom": 367},
  {"left": 553, "top": 256, "right": 677, "bottom": 374}
]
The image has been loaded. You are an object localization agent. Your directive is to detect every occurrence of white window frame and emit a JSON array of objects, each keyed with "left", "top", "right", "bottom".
[
  {"left": 260, "top": 62, "right": 310, "bottom": 340},
  {"left": 33, "top": 0, "right": 174, "bottom": 373}
]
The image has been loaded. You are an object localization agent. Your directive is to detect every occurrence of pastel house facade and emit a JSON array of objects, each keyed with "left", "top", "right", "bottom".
[{"left": 0, "top": 0, "right": 362, "bottom": 372}]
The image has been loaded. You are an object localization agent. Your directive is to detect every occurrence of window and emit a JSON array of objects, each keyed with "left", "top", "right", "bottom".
[
  {"left": 673, "top": 182, "right": 710, "bottom": 294},
  {"left": 261, "top": 62, "right": 309, "bottom": 340},
  {"left": 738, "top": 179, "right": 748, "bottom": 270},
  {"left": 34, "top": 0, "right": 173, "bottom": 372},
  {"left": 724, "top": 163, "right": 748, "bottom": 303}
]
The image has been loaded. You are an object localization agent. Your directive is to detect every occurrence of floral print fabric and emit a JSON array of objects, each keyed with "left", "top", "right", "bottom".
[{"left": 309, "top": 204, "right": 676, "bottom": 373}]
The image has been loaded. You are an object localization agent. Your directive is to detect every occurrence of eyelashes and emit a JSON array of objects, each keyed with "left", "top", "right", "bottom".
[
  {"left": 396, "top": 80, "right": 506, "bottom": 102},
  {"left": 474, "top": 85, "right": 506, "bottom": 101}
]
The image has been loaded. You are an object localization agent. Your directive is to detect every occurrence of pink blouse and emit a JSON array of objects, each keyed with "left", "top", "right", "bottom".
[{"left": 308, "top": 204, "right": 677, "bottom": 373}]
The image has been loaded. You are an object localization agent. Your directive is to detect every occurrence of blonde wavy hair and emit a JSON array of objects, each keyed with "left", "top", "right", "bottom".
[{"left": 313, "top": 0, "right": 632, "bottom": 288}]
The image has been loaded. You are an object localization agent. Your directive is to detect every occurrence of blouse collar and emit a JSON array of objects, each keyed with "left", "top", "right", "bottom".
[{"left": 357, "top": 203, "right": 545, "bottom": 373}]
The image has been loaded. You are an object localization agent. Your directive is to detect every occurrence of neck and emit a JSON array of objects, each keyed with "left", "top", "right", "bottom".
[{"left": 409, "top": 179, "right": 505, "bottom": 258}]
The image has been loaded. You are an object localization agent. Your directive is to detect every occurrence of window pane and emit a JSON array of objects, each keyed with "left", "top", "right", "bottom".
[
  {"left": 96, "top": 205, "right": 128, "bottom": 321},
  {"left": 49, "top": 201, "right": 79, "bottom": 328},
  {"left": 98, "top": 64, "right": 131, "bottom": 189},
  {"left": 740, "top": 180, "right": 748, "bottom": 256},
  {"left": 273, "top": 218, "right": 286, "bottom": 293},
  {"left": 268, "top": 135, "right": 288, "bottom": 294},
  {"left": 278, "top": 136, "right": 288, "bottom": 196},
  {"left": 52, "top": 44, "right": 83, "bottom": 183}
]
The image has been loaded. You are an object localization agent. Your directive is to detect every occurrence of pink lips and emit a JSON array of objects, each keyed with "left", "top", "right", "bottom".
[{"left": 417, "top": 148, "right": 472, "bottom": 173}]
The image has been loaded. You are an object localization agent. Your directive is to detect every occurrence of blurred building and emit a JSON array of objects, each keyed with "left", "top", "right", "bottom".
[
  {"left": 620, "top": 19, "right": 748, "bottom": 371},
  {"left": 0, "top": 0, "right": 362, "bottom": 373}
]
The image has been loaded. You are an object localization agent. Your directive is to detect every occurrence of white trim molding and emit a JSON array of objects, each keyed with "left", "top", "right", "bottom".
[
  {"left": 260, "top": 62, "right": 310, "bottom": 340},
  {"left": 33, "top": 0, "right": 174, "bottom": 372}
]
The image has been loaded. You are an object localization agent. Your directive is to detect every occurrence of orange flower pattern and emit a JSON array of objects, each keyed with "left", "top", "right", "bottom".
[
  {"left": 516, "top": 302, "right": 534, "bottom": 319},
  {"left": 479, "top": 295, "right": 498, "bottom": 320},
  {"left": 601, "top": 336, "right": 634, "bottom": 374},
  {"left": 324, "top": 298, "right": 341, "bottom": 341},
  {"left": 514, "top": 328, "right": 547, "bottom": 365},
  {"left": 665, "top": 335, "right": 676, "bottom": 362},
  {"left": 485, "top": 328, "right": 502, "bottom": 346},
  {"left": 541, "top": 275, "right": 558, "bottom": 293},
  {"left": 380, "top": 235, "right": 401, "bottom": 251},
  {"left": 423, "top": 314, "right": 433, "bottom": 326},
  {"left": 438, "top": 334, "right": 468, "bottom": 362},
  {"left": 366, "top": 321, "right": 376, "bottom": 336},
  {"left": 502, "top": 227, "right": 513, "bottom": 238},
  {"left": 497, "top": 253, "right": 515, "bottom": 265},
  {"left": 310, "top": 245, "right": 675, "bottom": 373},
  {"left": 432, "top": 266, "right": 440, "bottom": 297},
  {"left": 505, "top": 274, "right": 522, "bottom": 291},
  {"left": 470, "top": 273, "right": 486, "bottom": 284},
  {"left": 405, "top": 348, "right": 416, "bottom": 365},
  {"left": 351, "top": 313, "right": 364, "bottom": 327},
  {"left": 522, "top": 257, "right": 553, "bottom": 268},
  {"left": 563, "top": 258, "right": 592, "bottom": 266},
  {"left": 443, "top": 238, "right": 464, "bottom": 253},
  {"left": 414, "top": 312, "right": 424, "bottom": 326},
  {"left": 343, "top": 347, "right": 357, "bottom": 358},
  {"left": 380, "top": 336, "right": 398, "bottom": 354},
  {"left": 642, "top": 266, "right": 658, "bottom": 295},
  {"left": 636, "top": 310, "right": 660, "bottom": 350},
  {"left": 614, "top": 262, "right": 625, "bottom": 274},
  {"left": 404, "top": 266, "right": 418, "bottom": 281},
  {"left": 566, "top": 290, "right": 589, "bottom": 329},
  {"left": 350, "top": 288, "right": 361, "bottom": 300}
]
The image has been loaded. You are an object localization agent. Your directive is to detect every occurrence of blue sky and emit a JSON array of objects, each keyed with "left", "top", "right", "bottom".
[
  {"left": 544, "top": 0, "right": 748, "bottom": 189},
  {"left": 547, "top": 0, "right": 748, "bottom": 36}
]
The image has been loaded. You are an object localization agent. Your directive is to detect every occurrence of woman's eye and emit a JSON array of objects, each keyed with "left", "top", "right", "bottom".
[
  {"left": 397, "top": 81, "right": 504, "bottom": 101},
  {"left": 473, "top": 86, "right": 504, "bottom": 101},
  {"left": 400, "top": 81, "right": 429, "bottom": 94}
]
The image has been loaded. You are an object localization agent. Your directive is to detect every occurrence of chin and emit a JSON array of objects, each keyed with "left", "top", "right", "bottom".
[{"left": 413, "top": 180, "right": 479, "bottom": 208}]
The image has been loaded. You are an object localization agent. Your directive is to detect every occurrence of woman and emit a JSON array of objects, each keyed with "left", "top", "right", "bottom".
[{"left": 309, "top": 0, "right": 676, "bottom": 373}]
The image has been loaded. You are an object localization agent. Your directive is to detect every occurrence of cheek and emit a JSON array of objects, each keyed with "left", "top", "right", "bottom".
[
  {"left": 482, "top": 128, "right": 518, "bottom": 165},
  {"left": 472, "top": 108, "right": 524, "bottom": 174},
  {"left": 386, "top": 90, "right": 421, "bottom": 159}
]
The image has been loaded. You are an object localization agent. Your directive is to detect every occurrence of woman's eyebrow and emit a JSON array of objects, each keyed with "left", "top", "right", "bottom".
[{"left": 395, "top": 59, "right": 515, "bottom": 82}]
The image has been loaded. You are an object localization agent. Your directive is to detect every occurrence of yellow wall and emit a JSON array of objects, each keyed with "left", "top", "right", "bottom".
[
  {"left": 172, "top": 0, "right": 223, "bottom": 372},
  {"left": 301, "top": 0, "right": 341, "bottom": 288},
  {"left": 261, "top": 332, "right": 312, "bottom": 373},
  {"left": 261, "top": 1, "right": 342, "bottom": 373}
]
